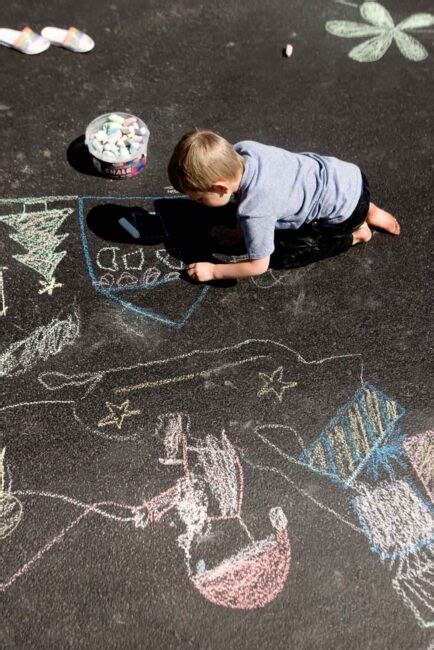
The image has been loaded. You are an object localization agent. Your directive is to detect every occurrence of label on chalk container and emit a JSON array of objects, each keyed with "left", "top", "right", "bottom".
[{"left": 93, "top": 154, "right": 148, "bottom": 179}]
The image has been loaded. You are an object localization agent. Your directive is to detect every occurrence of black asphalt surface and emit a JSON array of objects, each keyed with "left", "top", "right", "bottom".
[{"left": 1, "top": 0, "right": 432, "bottom": 648}]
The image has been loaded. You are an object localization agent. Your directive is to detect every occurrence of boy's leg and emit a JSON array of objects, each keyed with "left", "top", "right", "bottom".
[{"left": 366, "top": 202, "right": 400, "bottom": 234}]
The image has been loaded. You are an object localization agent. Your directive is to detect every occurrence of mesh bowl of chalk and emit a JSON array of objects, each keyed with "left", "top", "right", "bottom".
[{"left": 85, "top": 112, "right": 150, "bottom": 179}]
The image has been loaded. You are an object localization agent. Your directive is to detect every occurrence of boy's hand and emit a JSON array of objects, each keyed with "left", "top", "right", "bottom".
[{"left": 186, "top": 262, "right": 216, "bottom": 282}]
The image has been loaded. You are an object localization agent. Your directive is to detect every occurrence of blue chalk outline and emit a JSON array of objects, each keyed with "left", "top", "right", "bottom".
[
  {"left": 352, "top": 478, "right": 434, "bottom": 560},
  {"left": 298, "top": 383, "right": 405, "bottom": 489},
  {"left": 77, "top": 196, "right": 210, "bottom": 329}
]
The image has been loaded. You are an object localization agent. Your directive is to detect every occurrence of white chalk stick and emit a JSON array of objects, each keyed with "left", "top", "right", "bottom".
[{"left": 119, "top": 217, "right": 140, "bottom": 239}]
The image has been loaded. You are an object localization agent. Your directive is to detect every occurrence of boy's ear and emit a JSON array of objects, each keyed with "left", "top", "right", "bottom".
[{"left": 212, "top": 182, "right": 230, "bottom": 196}]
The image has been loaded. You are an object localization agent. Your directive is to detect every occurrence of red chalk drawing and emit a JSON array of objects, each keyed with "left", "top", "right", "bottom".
[
  {"left": 193, "top": 507, "right": 290, "bottom": 609},
  {"left": 404, "top": 431, "right": 433, "bottom": 502}
]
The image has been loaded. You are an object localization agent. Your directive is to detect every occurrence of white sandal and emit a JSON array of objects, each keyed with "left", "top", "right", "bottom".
[
  {"left": 0, "top": 27, "right": 50, "bottom": 54},
  {"left": 40, "top": 26, "right": 94, "bottom": 53}
]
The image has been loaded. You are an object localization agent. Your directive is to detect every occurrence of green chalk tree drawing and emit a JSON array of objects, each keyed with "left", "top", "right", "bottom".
[
  {"left": 0, "top": 199, "right": 73, "bottom": 295},
  {"left": 326, "top": 2, "right": 434, "bottom": 62}
]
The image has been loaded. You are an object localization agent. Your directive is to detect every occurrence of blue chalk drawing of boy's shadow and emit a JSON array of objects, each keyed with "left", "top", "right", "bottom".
[{"left": 78, "top": 196, "right": 239, "bottom": 329}]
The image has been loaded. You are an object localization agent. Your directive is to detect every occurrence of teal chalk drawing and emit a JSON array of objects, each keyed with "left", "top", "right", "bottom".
[
  {"left": 298, "top": 383, "right": 405, "bottom": 488},
  {"left": 78, "top": 196, "right": 210, "bottom": 329},
  {"left": 0, "top": 197, "right": 76, "bottom": 295},
  {"left": 326, "top": 2, "right": 434, "bottom": 62}
]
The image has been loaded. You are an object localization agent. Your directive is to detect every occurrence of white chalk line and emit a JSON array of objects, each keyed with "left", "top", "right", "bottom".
[
  {"left": 240, "top": 452, "right": 363, "bottom": 535},
  {"left": 39, "top": 338, "right": 363, "bottom": 392},
  {"left": 0, "top": 400, "right": 75, "bottom": 414},
  {"left": 14, "top": 490, "right": 138, "bottom": 522},
  {"left": 114, "top": 355, "right": 269, "bottom": 394}
]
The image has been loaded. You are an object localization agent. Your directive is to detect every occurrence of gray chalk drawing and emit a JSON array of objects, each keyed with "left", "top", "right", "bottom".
[
  {"left": 326, "top": 2, "right": 434, "bottom": 62},
  {"left": 0, "top": 309, "right": 80, "bottom": 377},
  {"left": 0, "top": 196, "right": 76, "bottom": 295},
  {"left": 0, "top": 449, "right": 23, "bottom": 540}
]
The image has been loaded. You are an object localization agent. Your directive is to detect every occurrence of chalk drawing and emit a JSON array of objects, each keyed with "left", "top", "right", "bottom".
[
  {"left": 0, "top": 449, "right": 23, "bottom": 540},
  {"left": 122, "top": 249, "right": 145, "bottom": 271},
  {"left": 352, "top": 480, "right": 434, "bottom": 560},
  {"left": 0, "top": 196, "right": 75, "bottom": 294},
  {"left": 363, "top": 429, "right": 408, "bottom": 481},
  {"left": 299, "top": 383, "right": 405, "bottom": 488},
  {"left": 0, "top": 309, "right": 80, "bottom": 377},
  {"left": 392, "top": 543, "right": 434, "bottom": 628},
  {"left": 1, "top": 413, "right": 290, "bottom": 609},
  {"left": 257, "top": 367, "right": 298, "bottom": 402},
  {"left": 78, "top": 196, "right": 210, "bottom": 329},
  {"left": 96, "top": 246, "right": 119, "bottom": 271},
  {"left": 0, "top": 266, "right": 7, "bottom": 316},
  {"left": 250, "top": 265, "right": 313, "bottom": 289},
  {"left": 326, "top": 2, "right": 434, "bottom": 62},
  {"left": 31, "top": 338, "right": 362, "bottom": 444},
  {"left": 97, "top": 400, "right": 141, "bottom": 430},
  {"left": 404, "top": 431, "right": 433, "bottom": 502},
  {"left": 155, "top": 248, "right": 185, "bottom": 270},
  {"left": 191, "top": 507, "right": 291, "bottom": 609}
]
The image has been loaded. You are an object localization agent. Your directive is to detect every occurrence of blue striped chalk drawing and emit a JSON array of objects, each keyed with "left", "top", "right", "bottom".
[
  {"left": 298, "top": 383, "right": 405, "bottom": 488},
  {"left": 352, "top": 479, "right": 434, "bottom": 561},
  {"left": 78, "top": 196, "right": 210, "bottom": 329}
]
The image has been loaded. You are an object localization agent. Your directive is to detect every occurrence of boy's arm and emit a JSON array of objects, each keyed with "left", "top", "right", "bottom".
[{"left": 186, "top": 257, "right": 270, "bottom": 282}]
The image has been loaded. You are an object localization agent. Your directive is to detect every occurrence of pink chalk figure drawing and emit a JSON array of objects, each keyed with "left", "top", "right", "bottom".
[
  {"left": 404, "top": 431, "right": 433, "bottom": 503},
  {"left": 0, "top": 413, "right": 291, "bottom": 609}
]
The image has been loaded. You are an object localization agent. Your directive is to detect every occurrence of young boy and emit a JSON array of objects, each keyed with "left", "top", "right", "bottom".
[{"left": 168, "top": 129, "right": 400, "bottom": 282}]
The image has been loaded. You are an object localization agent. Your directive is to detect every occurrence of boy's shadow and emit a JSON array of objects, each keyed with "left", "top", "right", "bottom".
[
  {"left": 86, "top": 199, "right": 246, "bottom": 285},
  {"left": 86, "top": 198, "right": 315, "bottom": 279}
]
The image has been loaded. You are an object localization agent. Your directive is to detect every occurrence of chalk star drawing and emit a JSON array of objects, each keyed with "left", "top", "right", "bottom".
[
  {"left": 257, "top": 367, "right": 298, "bottom": 402},
  {"left": 0, "top": 196, "right": 75, "bottom": 294},
  {"left": 97, "top": 400, "right": 141, "bottom": 430},
  {"left": 38, "top": 277, "right": 63, "bottom": 296},
  {"left": 326, "top": 2, "right": 434, "bottom": 62}
]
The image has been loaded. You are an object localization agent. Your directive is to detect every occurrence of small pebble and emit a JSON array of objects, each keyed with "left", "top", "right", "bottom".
[
  {"left": 123, "top": 116, "right": 136, "bottom": 126},
  {"left": 108, "top": 113, "right": 124, "bottom": 123},
  {"left": 284, "top": 43, "right": 293, "bottom": 58}
]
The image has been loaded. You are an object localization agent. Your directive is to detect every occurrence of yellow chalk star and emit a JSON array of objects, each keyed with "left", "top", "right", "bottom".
[
  {"left": 98, "top": 400, "right": 141, "bottom": 430},
  {"left": 257, "top": 367, "right": 298, "bottom": 402},
  {"left": 38, "top": 277, "right": 63, "bottom": 295}
]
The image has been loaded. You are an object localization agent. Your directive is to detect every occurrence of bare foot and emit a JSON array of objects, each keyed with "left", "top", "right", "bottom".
[
  {"left": 366, "top": 203, "right": 400, "bottom": 235},
  {"left": 352, "top": 221, "right": 372, "bottom": 245}
]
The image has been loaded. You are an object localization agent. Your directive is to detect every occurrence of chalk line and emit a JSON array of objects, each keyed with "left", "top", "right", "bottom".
[{"left": 241, "top": 453, "right": 363, "bottom": 535}]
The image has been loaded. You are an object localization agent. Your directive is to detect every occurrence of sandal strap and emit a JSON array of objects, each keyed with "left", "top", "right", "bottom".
[
  {"left": 13, "top": 27, "right": 45, "bottom": 49},
  {"left": 63, "top": 26, "right": 87, "bottom": 48}
]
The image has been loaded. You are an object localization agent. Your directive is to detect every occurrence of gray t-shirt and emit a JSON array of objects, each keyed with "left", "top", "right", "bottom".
[{"left": 233, "top": 140, "right": 363, "bottom": 259}]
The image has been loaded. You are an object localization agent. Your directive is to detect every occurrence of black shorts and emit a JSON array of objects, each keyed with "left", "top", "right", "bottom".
[{"left": 272, "top": 171, "right": 371, "bottom": 269}]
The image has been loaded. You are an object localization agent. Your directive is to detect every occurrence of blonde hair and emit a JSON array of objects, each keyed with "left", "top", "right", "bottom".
[{"left": 168, "top": 129, "right": 244, "bottom": 193}]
